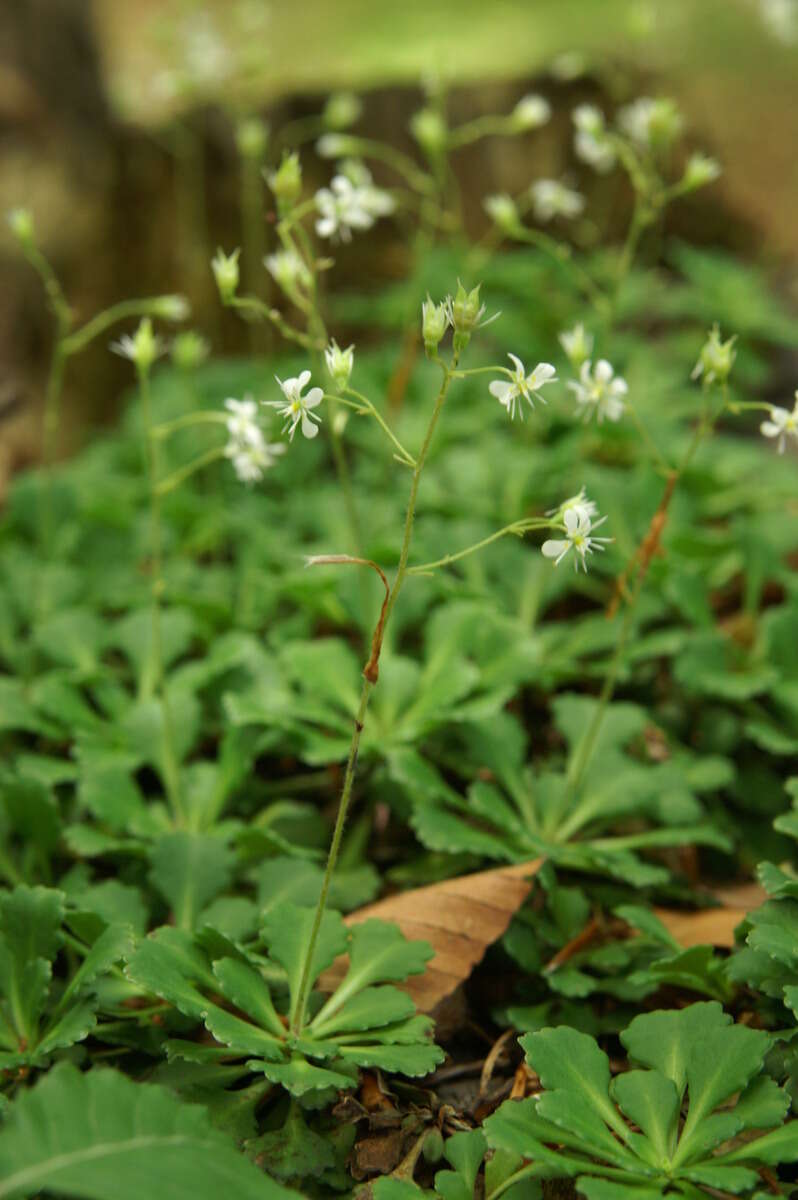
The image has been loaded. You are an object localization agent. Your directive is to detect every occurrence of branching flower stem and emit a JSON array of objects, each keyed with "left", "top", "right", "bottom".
[{"left": 290, "top": 352, "right": 460, "bottom": 1035}]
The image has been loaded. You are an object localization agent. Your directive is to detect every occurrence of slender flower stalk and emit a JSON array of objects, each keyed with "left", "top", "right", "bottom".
[{"left": 290, "top": 348, "right": 462, "bottom": 1034}]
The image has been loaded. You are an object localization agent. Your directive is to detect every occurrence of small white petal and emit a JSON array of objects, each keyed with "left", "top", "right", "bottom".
[
  {"left": 304, "top": 387, "right": 324, "bottom": 410},
  {"left": 542, "top": 539, "right": 568, "bottom": 559}
]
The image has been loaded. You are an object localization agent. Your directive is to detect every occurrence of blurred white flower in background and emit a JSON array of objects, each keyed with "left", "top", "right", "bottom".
[
  {"left": 759, "top": 0, "right": 798, "bottom": 41},
  {"left": 568, "top": 359, "right": 628, "bottom": 423},
  {"left": 559, "top": 323, "right": 594, "bottom": 369},
  {"left": 572, "top": 105, "right": 616, "bottom": 173},
  {"left": 530, "top": 179, "right": 585, "bottom": 223}
]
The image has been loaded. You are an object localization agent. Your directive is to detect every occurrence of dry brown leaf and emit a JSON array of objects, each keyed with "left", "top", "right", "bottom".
[
  {"left": 320, "top": 859, "right": 543, "bottom": 1012},
  {"left": 654, "top": 882, "right": 767, "bottom": 949}
]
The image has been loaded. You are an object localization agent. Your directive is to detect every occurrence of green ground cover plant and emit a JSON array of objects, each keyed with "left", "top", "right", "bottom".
[{"left": 1, "top": 72, "right": 797, "bottom": 1199}]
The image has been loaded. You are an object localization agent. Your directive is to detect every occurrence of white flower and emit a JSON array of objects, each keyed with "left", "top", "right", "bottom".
[
  {"left": 266, "top": 370, "right": 323, "bottom": 440},
  {"left": 530, "top": 179, "right": 585, "bottom": 223},
  {"left": 489, "top": 354, "right": 558, "bottom": 420},
  {"left": 324, "top": 340, "right": 355, "bottom": 391},
  {"left": 264, "top": 248, "right": 311, "bottom": 294},
  {"left": 511, "top": 94, "right": 552, "bottom": 130},
  {"left": 542, "top": 507, "right": 612, "bottom": 572},
  {"left": 546, "top": 486, "right": 599, "bottom": 526},
  {"left": 572, "top": 105, "right": 616, "bottom": 173},
  {"left": 315, "top": 175, "right": 375, "bottom": 241},
  {"left": 110, "top": 318, "right": 163, "bottom": 372},
  {"left": 568, "top": 359, "right": 628, "bottom": 423},
  {"left": 226, "top": 437, "right": 285, "bottom": 483},
  {"left": 559, "top": 323, "right": 594, "bottom": 368},
  {"left": 760, "top": 394, "right": 798, "bottom": 454},
  {"left": 617, "top": 97, "right": 683, "bottom": 151},
  {"left": 224, "top": 396, "right": 262, "bottom": 447},
  {"left": 338, "top": 164, "right": 395, "bottom": 220}
]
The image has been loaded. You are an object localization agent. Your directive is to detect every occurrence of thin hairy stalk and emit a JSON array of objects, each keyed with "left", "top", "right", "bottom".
[
  {"left": 230, "top": 295, "right": 320, "bottom": 349},
  {"left": 408, "top": 518, "right": 552, "bottom": 575},
  {"left": 62, "top": 299, "right": 185, "bottom": 357},
  {"left": 155, "top": 445, "right": 228, "bottom": 496},
  {"left": 151, "top": 411, "right": 228, "bottom": 438},
  {"left": 345, "top": 387, "right": 416, "bottom": 466},
  {"left": 138, "top": 368, "right": 184, "bottom": 826},
  {"left": 289, "top": 677, "right": 373, "bottom": 1034},
  {"left": 290, "top": 354, "right": 460, "bottom": 1033}
]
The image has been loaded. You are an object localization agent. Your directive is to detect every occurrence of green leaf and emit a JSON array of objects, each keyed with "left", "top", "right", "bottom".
[
  {"left": 434, "top": 1129, "right": 487, "bottom": 1200},
  {"left": 576, "top": 1181, "right": 665, "bottom": 1199},
  {"left": 621, "top": 1001, "right": 728, "bottom": 1098},
  {"left": 211, "top": 956, "right": 285, "bottom": 1039},
  {"left": 310, "top": 919, "right": 432, "bottom": 1033},
  {"left": 610, "top": 1071, "right": 679, "bottom": 1161},
  {"left": 258, "top": 1054, "right": 355, "bottom": 1097},
  {"left": 124, "top": 927, "right": 218, "bottom": 1019},
  {"left": 521, "top": 1027, "right": 630, "bottom": 1144},
  {"left": 245, "top": 1102, "right": 335, "bottom": 1182},
  {"left": 719, "top": 1120, "right": 798, "bottom": 1167},
  {"left": 311, "top": 985, "right": 415, "bottom": 1038},
  {"left": 149, "top": 832, "right": 235, "bottom": 930},
  {"left": 0, "top": 1063, "right": 295, "bottom": 1200},
  {"left": 261, "top": 903, "right": 348, "bottom": 1025}
]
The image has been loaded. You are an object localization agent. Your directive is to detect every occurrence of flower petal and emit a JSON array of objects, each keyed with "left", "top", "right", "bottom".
[
  {"left": 489, "top": 380, "right": 513, "bottom": 402},
  {"left": 542, "top": 539, "right": 568, "bottom": 559},
  {"left": 304, "top": 387, "right": 324, "bottom": 409}
]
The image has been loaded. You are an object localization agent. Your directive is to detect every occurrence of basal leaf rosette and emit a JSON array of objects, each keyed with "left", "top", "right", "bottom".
[
  {"left": 484, "top": 1002, "right": 798, "bottom": 1198},
  {"left": 125, "top": 902, "right": 443, "bottom": 1100}
]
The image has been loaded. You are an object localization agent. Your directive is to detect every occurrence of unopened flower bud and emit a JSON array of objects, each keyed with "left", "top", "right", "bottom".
[
  {"left": 559, "top": 322, "right": 593, "bottom": 369},
  {"left": 324, "top": 339, "right": 354, "bottom": 392},
  {"left": 153, "top": 294, "right": 191, "bottom": 322},
  {"left": 679, "top": 152, "right": 721, "bottom": 194},
  {"left": 410, "top": 107, "right": 447, "bottom": 156},
  {"left": 483, "top": 193, "right": 520, "bottom": 234},
  {"left": 691, "top": 323, "right": 736, "bottom": 387},
  {"left": 236, "top": 116, "right": 269, "bottom": 160},
  {"left": 322, "top": 91, "right": 362, "bottom": 131},
  {"left": 267, "top": 151, "right": 302, "bottom": 211},
  {"left": 211, "top": 248, "right": 240, "bottom": 302},
  {"left": 111, "top": 317, "right": 163, "bottom": 373},
  {"left": 510, "top": 94, "right": 551, "bottom": 131},
  {"left": 171, "top": 330, "right": 210, "bottom": 371},
  {"left": 316, "top": 133, "right": 356, "bottom": 159},
  {"left": 421, "top": 295, "right": 449, "bottom": 356},
  {"left": 7, "top": 207, "right": 35, "bottom": 249}
]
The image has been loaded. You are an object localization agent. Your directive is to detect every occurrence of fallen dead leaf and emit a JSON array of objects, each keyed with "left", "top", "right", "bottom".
[
  {"left": 321, "top": 860, "right": 542, "bottom": 1012},
  {"left": 654, "top": 882, "right": 768, "bottom": 949}
]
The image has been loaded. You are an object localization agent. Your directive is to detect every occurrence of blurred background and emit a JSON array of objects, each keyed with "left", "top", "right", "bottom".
[{"left": 1, "top": 0, "right": 796, "bottom": 488}]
